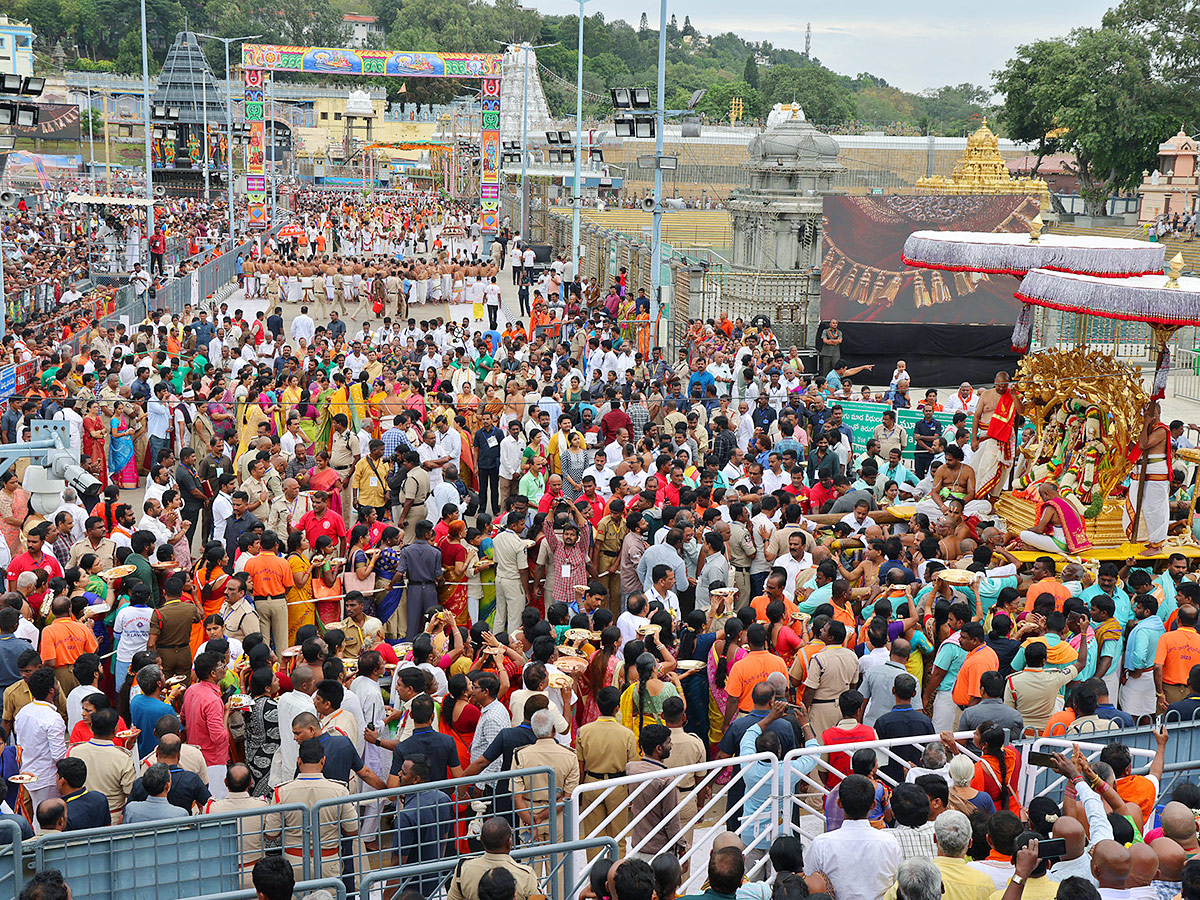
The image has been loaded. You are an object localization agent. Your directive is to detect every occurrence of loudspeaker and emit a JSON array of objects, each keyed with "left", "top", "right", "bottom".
[
  {"left": 0, "top": 191, "right": 16, "bottom": 208},
  {"left": 641, "top": 195, "right": 655, "bottom": 212}
]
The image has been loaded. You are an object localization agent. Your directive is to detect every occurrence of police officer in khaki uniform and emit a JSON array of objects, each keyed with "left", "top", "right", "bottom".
[
  {"left": 727, "top": 502, "right": 756, "bottom": 603},
  {"left": 68, "top": 707, "right": 139, "bottom": 818},
  {"left": 663, "top": 695, "right": 706, "bottom": 845},
  {"left": 329, "top": 413, "right": 360, "bottom": 516},
  {"left": 574, "top": 686, "right": 636, "bottom": 852},
  {"left": 592, "top": 503, "right": 628, "bottom": 618},
  {"left": 513, "top": 709, "right": 581, "bottom": 897},
  {"left": 446, "top": 817, "right": 539, "bottom": 900},
  {"left": 396, "top": 451, "right": 430, "bottom": 544},
  {"left": 203, "top": 763, "right": 269, "bottom": 887},
  {"left": 268, "top": 737, "right": 357, "bottom": 880},
  {"left": 148, "top": 580, "right": 205, "bottom": 678}
]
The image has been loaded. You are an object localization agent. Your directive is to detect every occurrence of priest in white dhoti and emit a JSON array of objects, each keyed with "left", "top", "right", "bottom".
[
  {"left": 1124, "top": 402, "right": 1172, "bottom": 553},
  {"left": 913, "top": 445, "right": 993, "bottom": 519}
]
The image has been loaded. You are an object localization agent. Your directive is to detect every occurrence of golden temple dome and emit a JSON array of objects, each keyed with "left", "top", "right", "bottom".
[{"left": 917, "top": 118, "right": 1050, "bottom": 200}]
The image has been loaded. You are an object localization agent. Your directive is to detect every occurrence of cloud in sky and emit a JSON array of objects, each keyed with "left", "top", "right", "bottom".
[{"left": 521, "top": 0, "right": 1110, "bottom": 92}]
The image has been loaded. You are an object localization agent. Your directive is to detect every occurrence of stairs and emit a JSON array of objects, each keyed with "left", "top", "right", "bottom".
[{"left": 548, "top": 208, "right": 733, "bottom": 248}]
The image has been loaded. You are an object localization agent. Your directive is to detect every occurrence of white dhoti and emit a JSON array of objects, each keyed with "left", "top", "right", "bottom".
[
  {"left": 415, "top": 279, "right": 427, "bottom": 305},
  {"left": 914, "top": 495, "right": 993, "bottom": 520},
  {"left": 973, "top": 436, "right": 1014, "bottom": 499},
  {"left": 244, "top": 276, "right": 257, "bottom": 299},
  {"left": 1120, "top": 670, "right": 1156, "bottom": 717},
  {"left": 932, "top": 690, "right": 960, "bottom": 732},
  {"left": 1124, "top": 457, "right": 1170, "bottom": 547},
  {"left": 1019, "top": 526, "right": 1069, "bottom": 555},
  {"left": 287, "top": 279, "right": 302, "bottom": 303},
  {"left": 440, "top": 274, "right": 452, "bottom": 299}
]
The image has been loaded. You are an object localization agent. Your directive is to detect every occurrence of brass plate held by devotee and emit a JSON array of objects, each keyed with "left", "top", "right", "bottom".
[
  {"left": 557, "top": 657, "right": 588, "bottom": 675},
  {"left": 8, "top": 773, "right": 36, "bottom": 784},
  {"left": 547, "top": 672, "right": 574, "bottom": 689},
  {"left": 564, "top": 628, "right": 592, "bottom": 644},
  {"left": 637, "top": 623, "right": 661, "bottom": 637},
  {"left": 99, "top": 564, "right": 138, "bottom": 579},
  {"left": 677, "top": 659, "right": 705, "bottom": 673},
  {"left": 935, "top": 569, "right": 976, "bottom": 585}
]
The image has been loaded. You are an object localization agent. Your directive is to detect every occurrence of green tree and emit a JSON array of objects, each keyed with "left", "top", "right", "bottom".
[
  {"left": 994, "top": 27, "right": 1171, "bottom": 215},
  {"left": 760, "top": 64, "right": 855, "bottom": 125},
  {"left": 1104, "top": 0, "right": 1200, "bottom": 106},
  {"left": 743, "top": 54, "right": 759, "bottom": 89},
  {"left": 917, "top": 83, "right": 991, "bottom": 135}
]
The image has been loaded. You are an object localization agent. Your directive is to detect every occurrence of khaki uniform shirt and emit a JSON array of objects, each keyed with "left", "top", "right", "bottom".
[
  {"left": 150, "top": 600, "right": 204, "bottom": 649},
  {"left": 447, "top": 851, "right": 539, "bottom": 900},
  {"left": 512, "top": 737, "right": 581, "bottom": 837},
  {"left": 801, "top": 646, "right": 861, "bottom": 701},
  {"left": 68, "top": 538, "right": 117, "bottom": 572},
  {"left": 338, "top": 615, "right": 382, "bottom": 660},
  {"left": 145, "top": 742, "right": 210, "bottom": 784},
  {"left": 329, "top": 430, "right": 359, "bottom": 474},
  {"left": 728, "top": 520, "right": 755, "bottom": 568},
  {"left": 575, "top": 716, "right": 637, "bottom": 778},
  {"left": 204, "top": 792, "right": 270, "bottom": 879},
  {"left": 219, "top": 598, "right": 261, "bottom": 641},
  {"left": 402, "top": 466, "right": 431, "bottom": 511},
  {"left": 272, "top": 774, "right": 356, "bottom": 878},
  {"left": 69, "top": 739, "right": 138, "bottom": 813},
  {"left": 666, "top": 726, "right": 707, "bottom": 791},
  {"left": 594, "top": 515, "right": 627, "bottom": 572}
]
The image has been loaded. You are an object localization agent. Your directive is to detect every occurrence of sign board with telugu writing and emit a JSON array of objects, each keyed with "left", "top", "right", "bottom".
[
  {"left": 834, "top": 400, "right": 956, "bottom": 462},
  {"left": 0, "top": 366, "right": 15, "bottom": 400}
]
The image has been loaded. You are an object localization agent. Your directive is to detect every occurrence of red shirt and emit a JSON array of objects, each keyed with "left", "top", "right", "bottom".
[
  {"left": 822, "top": 722, "right": 877, "bottom": 785},
  {"left": 7, "top": 551, "right": 64, "bottom": 613},
  {"left": 149, "top": 233, "right": 166, "bottom": 254},
  {"left": 296, "top": 509, "right": 348, "bottom": 550},
  {"left": 808, "top": 483, "right": 838, "bottom": 513},
  {"left": 181, "top": 680, "right": 229, "bottom": 765},
  {"left": 580, "top": 492, "right": 606, "bottom": 525},
  {"left": 537, "top": 490, "right": 563, "bottom": 515},
  {"left": 600, "top": 409, "right": 633, "bottom": 443}
]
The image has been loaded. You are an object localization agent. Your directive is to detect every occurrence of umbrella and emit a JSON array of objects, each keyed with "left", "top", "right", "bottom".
[
  {"left": 277, "top": 223, "right": 305, "bottom": 238},
  {"left": 902, "top": 222, "right": 1165, "bottom": 279},
  {"left": 1013, "top": 254, "right": 1195, "bottom": 396}
]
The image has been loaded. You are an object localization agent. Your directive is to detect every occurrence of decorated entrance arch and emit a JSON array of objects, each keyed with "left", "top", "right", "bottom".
[{"left": 239, "top": 44, "right": 503, "bottom": 232}]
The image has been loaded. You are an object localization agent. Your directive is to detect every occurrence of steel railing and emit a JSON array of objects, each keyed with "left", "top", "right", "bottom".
[{"left": 176, "top": 877, "right": 347, "bottom": 900}]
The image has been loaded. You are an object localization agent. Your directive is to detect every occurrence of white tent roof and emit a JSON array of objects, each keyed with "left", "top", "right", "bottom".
[{"left": 65, "top": 193, "right": 156, "bottom": 207}]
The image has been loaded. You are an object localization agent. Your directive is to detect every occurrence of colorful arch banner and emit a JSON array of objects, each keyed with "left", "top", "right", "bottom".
[
  {"left": 241, "top": 45, "right": 502, "bottom": 235},
  {"left": 241, "top": 45, "right": 503, "bottom": 79}
]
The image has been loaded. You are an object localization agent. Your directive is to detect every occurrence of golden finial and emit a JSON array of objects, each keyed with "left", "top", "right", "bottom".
[
  {"left": 1028, "top": 214, "right": 1044, "bottom": 244},
  {"left": 1165, "top": 252, "right": 1184, "bottom": 289}
]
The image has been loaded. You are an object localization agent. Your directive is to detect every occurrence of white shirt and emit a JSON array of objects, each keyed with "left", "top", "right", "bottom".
[
  {"left": 290, "top": 314, "right": 315, "bottom": 343},
  {"left": 137, "top": 513, "right": 174, "bottom": 549},
  {"left": 66, "top": 682, "right": 97, "bottom": 733},
  {"left": 858, "top": 646, "right": 889, "bottom": 676},
  {"left": 113, "top": 604, "right": 153, "bottom": 665},
  {"left": 944, "top": 391, "right": 978, "bottom": 415},
  {"left": 499, "top": 435, "right": 526, "bottom": 480},
  {"left": 778, "top": 552, "right": 813, "bottom": 596},
  {"left": 54, "top": 407, "right": 84, "bottom": 455},
  {"left": 212, "top": 493, "right": 233, "bottom": 545},
  {"left": 805, "top": 819, "right": 901, "bottom": 900},
  {"left": 581, "top": 464, "right": 616, "bottom": 495},
  {"left": 616, "top": 610, "right": 649, "bottom": 650},
  {"left": 270, "top": 689, "right": 318, "bottom": 787},
  {"left": 434, "top": 428, "right": 462, "bottom": 465},
  {"left": 14, "top": 700, "right": 67, "bottom": 783}
]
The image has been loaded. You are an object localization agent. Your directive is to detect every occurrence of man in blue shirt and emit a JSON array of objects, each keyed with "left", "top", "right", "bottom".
[
  {"left": 687, "top": 360, "right": 715, "bottom": 399},
  {"left": 1081, "top": 563, "right": 1133, "bottom": 625},
  {"left": 1123, "top": 593, "right": 1166, "bottom": 718},
  {"left": 128, "top": 664, "right": 178, "bottom": 758},
  {"left": 1089, "top": 677, "right": 1136, "bottom": 727},
  {"left": 128, "top": 734, "right": 211, "bottom": 814},
  {"left": 875, "top": 673, "right": 935, "bottom": 784},
  {"left": 383, "top": 694, "right": 462, "bottom": 786},
  {"left": 395, "top": 753, "right": 455, "bottom": 896},
  {"left": 56, "top": 757, "right": 112, "bottom": 831}
]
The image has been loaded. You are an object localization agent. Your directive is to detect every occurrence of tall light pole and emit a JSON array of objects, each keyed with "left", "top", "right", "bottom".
[
  {"left": 197, "top": 33, "right": 262, "bottom": 250},
  {"left": 139, "top": 0, "right": 154, "bottom": 259},
  {"left": 571, "top": 0, "right": 596, "bottom": 279},
  {"left": 650, "top": 0, "right": 667, "bottom": 320},
  {"left": 84, "top": 72, "right": 96, "bottom": 192}
]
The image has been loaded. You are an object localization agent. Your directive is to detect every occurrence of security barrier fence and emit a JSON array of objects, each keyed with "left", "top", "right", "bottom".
[
  {"left": 178, "top": 878, "right": 347, "bottom": 900},
  {"left": 7, "top": 719, "right": 1200, "bottom": 900}
]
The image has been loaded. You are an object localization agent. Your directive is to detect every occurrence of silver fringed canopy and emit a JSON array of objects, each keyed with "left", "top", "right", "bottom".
[
  {"left": 1015, "top": 269, "right": 1200, "bottom": 326},
  {"left": 902, "top": 231, "right": 1166, "bottom": 278}
]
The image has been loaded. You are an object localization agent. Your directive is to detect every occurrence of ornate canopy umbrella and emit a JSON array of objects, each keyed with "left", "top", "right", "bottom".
[
  {"left": 1013, "top": 257, "right": 1195, "bottom": 396},
  {"left": 901, "top": 222, "right": 1166, "bottom": 279}
]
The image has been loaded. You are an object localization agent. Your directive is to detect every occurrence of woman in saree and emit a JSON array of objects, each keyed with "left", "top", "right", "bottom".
[
  {"left": 108, "top": 402, "right": 139, "bottom": 489},
  {"left": 82, "top": 400, "right": 108, "bottom": 490},
  {"left": 257, "top": 375, "right": 285, "bottom": 437},
  {"left": 373, "top": 526, "right": 406, "bottom": 638},
  {"left": 281, "top": 375, "right": 304, "bottom": 424},
  {"left": 347, "top": 374, "right": 370, "bottom": 435},
  {"left": 192, "top": 544, "right": 230, "bottom": 655},
  {"left": 206, "top": 377, "right": 236, "bottom": 443},
  {"left": 368, "top": 378, "right": 390, "bottom": 439},
  {"left": 315, "top": 373, "right": 351, "bottom": 451},
  {"left": 161, "top": 489, "right": 192, "bottom": 571},
  {"left": 623, "top": 652, "right": 682, "bottom": 741},
  {"left": 304, "top": 451, "right": 344, "bottom": 519},
  {"left": 310, "top": 534, "right": 344, "bottom": 625},
  {"left": 236, "top": 378, "right": 270, "bottom": 461},
  {"left": 405, "top": 383, "right": 428, "bottom": 424},
  {"left": 707, "top": 618, "right": 746, "bottom": 750},
  {"left": 285, "top": 530, "right": 316, "bottom": 646},
  {"left": 617, "top": 290, "right": 636, "bottom": 342},
  {"left": 438, "top": 672, "right": 480, "bottom": 774},
  {"left": 438, "top": 520, "right": 472, "bottom": 627},
  {"left": 343, "top": 524, "right": 379, "bottom": 612},
  {"left": 245, "top": 666, "right": 280, "bottom": 797},
  {"left": 582, "top": 626, "right": 622, "bottom": 726},
  {"left": 468, "top": 525, "right": 495, "bottom": 628}
]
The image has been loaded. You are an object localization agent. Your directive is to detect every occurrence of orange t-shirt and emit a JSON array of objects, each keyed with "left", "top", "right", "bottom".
[
  {"left": 725, "top": 649, "right": 789, "bottom": 710},
  {"left": 40, "top": 618, "right": 99, "bottom": 668},
  {"left": 1043, "top": 709, "right": 1076, "bottom": 737},
  {"left": 1116, "top": 774, "right": 1158, "bottom": 823},
  {"left": 750, "top": 594, "right": 799, "bottom": 623},
  {"left": 244, "top": 551, "right": 294, "bottom": 597},
  {"left": 791, "top": 639, "right": 825, "bottom": 685},
  {"left": 1025, "top": 578, "right": 1072, "bottom": 612},
  {"left": 1154, "top": 627, "right": 1200, "bottom": 685},
  {"left": 952, "top": 644, "right": 999, "bottom": 707}
]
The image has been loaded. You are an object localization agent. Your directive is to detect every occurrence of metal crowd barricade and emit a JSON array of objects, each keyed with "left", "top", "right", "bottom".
[
  {"left": 569, "top": 750, "right": 780, "bottom": 882},
  {"left": 1022, "top": 733, "right": 1160, "bottom": 805},
  {"left": 28, "top": 802, "right": 312, "bottom": 900},
  {"left": 176, "top": 877, "right": 347, "bottom": 900},
  {"left": 357, "top": 837, "right": 618, "bottom": 900},
  {"left": 780, "top": 731, "right": 979, "bottom": 844},
  {"left": 308, "top": 766, "right": 559, "bottom": 896},
  {"left": 0, "top": 820, "right": 21, "bottom": 900}
]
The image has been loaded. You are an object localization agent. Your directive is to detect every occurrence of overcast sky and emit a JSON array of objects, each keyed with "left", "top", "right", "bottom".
[{"left": 523, "top": 0, "right": 1112, "bottom": 93}]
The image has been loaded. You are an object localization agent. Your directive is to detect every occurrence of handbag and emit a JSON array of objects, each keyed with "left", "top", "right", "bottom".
[{"left": 372, "top": 298, "right": 384, "bottom": 314}]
